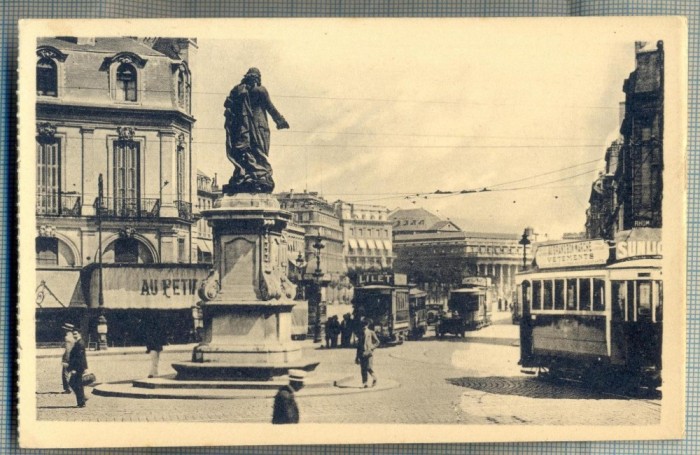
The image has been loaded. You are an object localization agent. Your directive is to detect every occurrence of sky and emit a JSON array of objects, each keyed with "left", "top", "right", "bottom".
[{"left": 191, "top": 23, "right": 640, "bottom": 239}]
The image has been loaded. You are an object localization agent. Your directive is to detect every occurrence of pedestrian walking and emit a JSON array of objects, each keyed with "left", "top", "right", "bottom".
[
  {"left": 324, "top": 316, "right": 333, "bottom": 348},
  {"left": 145, "top": 316, "right": 168, "bottom": 378},
  {"left": 272, "top": 369, "right": 305, "bottom": 424},
  {"left": 355, "top": 319, "right": 380, "bottom": 388},
  {"left": 67, "top": 329, "right": 88, "bottom": 408},
  {"left": 60, "top": 322, "right": 75, "bottom": 394}
]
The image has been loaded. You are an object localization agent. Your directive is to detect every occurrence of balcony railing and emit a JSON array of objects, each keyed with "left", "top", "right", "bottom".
[
  {"left": 36, "top": 194, "right": 81, "bottom": 217},
  {"left": 175, "top": 200, "right": 193, "bottom": 220},
  {"left": 95, "top": 197, "right": 160, "bottom": 219}
]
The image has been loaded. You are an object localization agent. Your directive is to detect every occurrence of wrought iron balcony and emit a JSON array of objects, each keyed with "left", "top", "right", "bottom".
[
  {"left": 36, "top": 194, "right": 82, "bottom": 217},
  {"left": 175, "top": 200, "right": 193, "bottom": 220},
  {"left": 95, "top": 197, "right": 160, "bottom": 219}
]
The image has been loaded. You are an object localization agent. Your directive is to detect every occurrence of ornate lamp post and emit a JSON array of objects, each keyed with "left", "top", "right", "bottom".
[
  {"left": 295, "top": 252, "right": 306, "bottom": 300},
  {"left": 519, "top": 229, "right": 531, "bottom": 271},
  {"left": 311, "top": 235, "right": 325, "bottom": 343}
]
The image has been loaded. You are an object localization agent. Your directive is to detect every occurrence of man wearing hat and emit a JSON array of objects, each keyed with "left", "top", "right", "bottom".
[
  {"left": 68, "top": 329, "right": 88, "bottom": 407},
  {"left": 355, "top": 318, "right": 380, "bottom": 388},
  {"left": 60, "top": 323, "right": 75, "bottom": 394},
  {"left": 272, "top": 369, "right": 305, "bottom": 424}
]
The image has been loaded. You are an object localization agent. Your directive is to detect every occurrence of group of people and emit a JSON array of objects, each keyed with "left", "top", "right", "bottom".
[
  {"left": 324, "top": 313, "right": 361, "bottom": 349},
  {"left": 60, "top": 323, "right": 89, "bottom": 408}
]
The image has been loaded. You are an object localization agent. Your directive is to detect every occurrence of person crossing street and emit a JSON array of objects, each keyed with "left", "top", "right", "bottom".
[{"left": 355, "top": 319, "right": 380, "bottom": 388}]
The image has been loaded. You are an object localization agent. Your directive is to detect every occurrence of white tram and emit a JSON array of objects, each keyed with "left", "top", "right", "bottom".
[{"left": 516, "top": 235, "right": 662, "bottom": 392}]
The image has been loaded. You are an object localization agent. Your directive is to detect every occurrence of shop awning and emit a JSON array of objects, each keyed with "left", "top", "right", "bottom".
[
  {"left": 357, "top": 239, "right": 368, "bottom": 249},
  {"left": 366, "top": 239, "right": 377, "bottom": 250},
  {"left": 383, "top": 240, "right": 393, "bottom": 251},
  {"left": 348, "top": 238, "right": 359, "bottom": 249},
  {"left": 197, "top": 239, "right": 213, "bottom": 254}
]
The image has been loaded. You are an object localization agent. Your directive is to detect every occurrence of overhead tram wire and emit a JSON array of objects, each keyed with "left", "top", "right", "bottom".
[
  {"left": 55, "top": 84, "right": 622, "bottom": 110},
  {"left": 188, "top": 141, "right": 606, "bottom": 149}
]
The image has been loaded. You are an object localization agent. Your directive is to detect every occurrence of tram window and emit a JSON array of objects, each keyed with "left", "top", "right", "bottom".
[
  {"left": 612, "top": 281, "right": 625, "bottom": 320},
  {"left": 532, "top": 280, "right": 542, "bottom": 310},
  {"left": 579, "top": 278, "right": 591, "bottom": 311},
  {"left": 554, "top": 279, "right": 565, "bottom": 310},
  {"left": 593, "top": 278, "right": 605, "bottom": 311},
  {"left": 637, "top": 281, "right": 652, "bottom": 319},
  {"left": 543, "top": 280, "right": 553, "bottom": 310},
  {"left": 566, "top": 279, "right": 578, "bottom": 310},
  {"left": 627, "top": 281, "right": 635, "bottom": 321},
  {"left": 521, "top": 281, "right": 531, "bottom": 310},
  {"left": 656, "top": 281, "right": 663, "bottom": 322}
]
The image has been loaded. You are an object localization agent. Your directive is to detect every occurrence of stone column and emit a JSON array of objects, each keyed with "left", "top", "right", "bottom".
[{"left": 159, "top": 131, "right": 178, "bottom": 217}]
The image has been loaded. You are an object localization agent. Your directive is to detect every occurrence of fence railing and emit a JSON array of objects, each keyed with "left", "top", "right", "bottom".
[
  {"left": 36, "top": 194, "right": 82, "bottom": 217},
  {"left": 95, "top": 197, "right": 160, "bottom": 219}
]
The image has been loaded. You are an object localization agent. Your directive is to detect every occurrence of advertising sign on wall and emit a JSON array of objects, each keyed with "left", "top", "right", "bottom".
[
  {"left": 535, "top": 240, "right": 610, "bottom": 269},
  {"left": 87, "top": 264, "right": 210, "bottom": 309}
]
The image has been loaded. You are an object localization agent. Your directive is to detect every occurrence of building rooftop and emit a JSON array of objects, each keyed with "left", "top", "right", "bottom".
[{"left": 38, "top": 37, "right": 171, "bottom": 58}]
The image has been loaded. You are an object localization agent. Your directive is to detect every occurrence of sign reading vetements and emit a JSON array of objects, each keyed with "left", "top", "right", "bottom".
[{"left": 535, "top": 240, "right": 610, "bottom": 269}]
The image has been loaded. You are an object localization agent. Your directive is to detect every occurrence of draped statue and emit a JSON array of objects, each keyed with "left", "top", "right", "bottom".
[{"left": 223, "top": 68, "right": 289, "bottom": 194}]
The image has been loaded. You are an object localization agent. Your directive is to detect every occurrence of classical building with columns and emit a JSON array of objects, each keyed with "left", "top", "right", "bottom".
[
  {"left": 34, "top": 37, "right": 206, "bottom": 344},
  {"left": 390, "top": 208, "right": 527, "bottom": 306}
]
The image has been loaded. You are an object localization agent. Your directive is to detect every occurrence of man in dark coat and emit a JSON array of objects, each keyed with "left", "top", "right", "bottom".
[
  {"left": 68, "top": 329, "right": 88, "bottom": 407},
  {"left": 272, "top": 369, "right": 305, "bottom": 424},
  {"left": 145, "top": 316, "right": 168, "bottom": 378}
]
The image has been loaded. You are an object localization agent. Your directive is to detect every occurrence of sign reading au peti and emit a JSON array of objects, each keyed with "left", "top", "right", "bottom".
[{"left": 535, "top": 240, "right": 610, "bottom": 269}]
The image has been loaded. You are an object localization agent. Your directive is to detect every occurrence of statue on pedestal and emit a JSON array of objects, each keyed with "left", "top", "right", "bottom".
[{"left": 223, "top": 67, "right": 289, "bottom": 194}]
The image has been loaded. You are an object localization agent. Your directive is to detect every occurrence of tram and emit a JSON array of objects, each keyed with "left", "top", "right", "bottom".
[
  {"left": 408, "top": 287, "right": 428, "bottom": 339},
  {"left": 352, "top": 273, "right": 410, "bottom": 345},
  {"left": 517, "top": 233, "right": 662, "bottom": 392},
  {"left": 436, "top": 277, "right": 494, "bottom": 337}
]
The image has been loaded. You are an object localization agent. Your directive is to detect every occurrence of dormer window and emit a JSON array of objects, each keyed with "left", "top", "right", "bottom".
[
  {"left": 36, "top": 46, "right": 66, "bottom": 97},
  {"left": 117, "top": 63, "right": 137, "bottom": 102},
  {"left": 172, "top": 62, "right": 191, "bottom": 112},
  {"left": 102, "top": 52, "right": 147, "bottom": 103},
  {"left": 37, "top": 58, "right": 57, "bottom": 96}
]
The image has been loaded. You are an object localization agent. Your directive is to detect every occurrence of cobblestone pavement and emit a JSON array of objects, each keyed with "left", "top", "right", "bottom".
[{"left": 34, "top": 317, "right": 660, "bottom": 425}]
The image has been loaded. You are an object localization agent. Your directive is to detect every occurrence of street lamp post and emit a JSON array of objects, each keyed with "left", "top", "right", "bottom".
[
  {"left": 519, "top": 229, "right": 531, "bottom": 271},
  {"left": 96, "top": 174, "right": 107, "bottom": 350},
  {"left": 295, "top": 252, "right": 306, "bottom": 300},
  {"left": 311, "top": 235, "right": 325, "bottom": 343}
]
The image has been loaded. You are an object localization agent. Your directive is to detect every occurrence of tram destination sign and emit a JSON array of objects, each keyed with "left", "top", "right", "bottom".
[{"left": 534, "top": 239, "right": 610, "bottom": 269}]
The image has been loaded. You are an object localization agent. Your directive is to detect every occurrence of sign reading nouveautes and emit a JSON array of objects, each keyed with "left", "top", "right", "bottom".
[{"left": 535, "top": 240, "right": 610, "bottom": 269}]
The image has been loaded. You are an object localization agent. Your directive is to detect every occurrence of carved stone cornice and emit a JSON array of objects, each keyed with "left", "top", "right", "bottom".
[
  {"left": 36, "top": 122, "right": 57, "bottom": 143},
  {"left": 116, "top": 126, "right": 135, "bottom": 142},
  {"left": 38, "top": 225, "right": 56, "bottom": 238},
  {"left": 101, "top": 52, "right": 148, "bottom": 70},
  {"left": 36, "top": 46, "right": 68, "bottom": 62}
]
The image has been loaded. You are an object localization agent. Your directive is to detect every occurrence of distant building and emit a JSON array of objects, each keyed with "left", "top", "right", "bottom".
[
  {"left": 334, "top": 201, "right": 393, "bottom": 273},
  {"left": 276, "top": 190, "right": 346, "bottom": 280},
  {"left": 195, "top": 170, "right": 220, "bottom": 263},
  {"left": 390, "top": 208, "right": 526, "bottom": 304}
]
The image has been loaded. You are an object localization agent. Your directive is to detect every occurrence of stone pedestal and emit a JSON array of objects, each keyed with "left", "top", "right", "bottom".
[{"left": 172, "top": 193, "right": 318, "bottom": 381}]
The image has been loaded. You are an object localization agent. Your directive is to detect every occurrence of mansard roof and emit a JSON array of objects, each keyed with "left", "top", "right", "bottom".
[{"left": 38, "top": 37, "right": 171, "bottom": 58}]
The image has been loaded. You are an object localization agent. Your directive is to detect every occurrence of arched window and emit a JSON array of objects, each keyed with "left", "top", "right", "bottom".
[
  {"left": 37, "top": 58, "right": 57, "bottom": 96},
  {"left": 117, "top": 63, "right": 137, "bottom": 102},
  {"left": 36, "top": 237, "right": 76, "bottom": 267}
]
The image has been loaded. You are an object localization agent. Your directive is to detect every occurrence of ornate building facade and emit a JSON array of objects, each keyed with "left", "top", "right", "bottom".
[
  {"left": 35, "top": 37, "right": 203, "bottom": 343},
  {"left": 586, "top": 41, "right": 664, "bottom": 240},
  {"left": 334, "top": 201, "right": 393, "bottom": 273}
]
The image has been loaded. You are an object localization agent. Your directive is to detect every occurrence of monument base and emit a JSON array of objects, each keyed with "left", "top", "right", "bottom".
[{"left": 171, "top": 360, "right": 320, "bottom": 381}]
